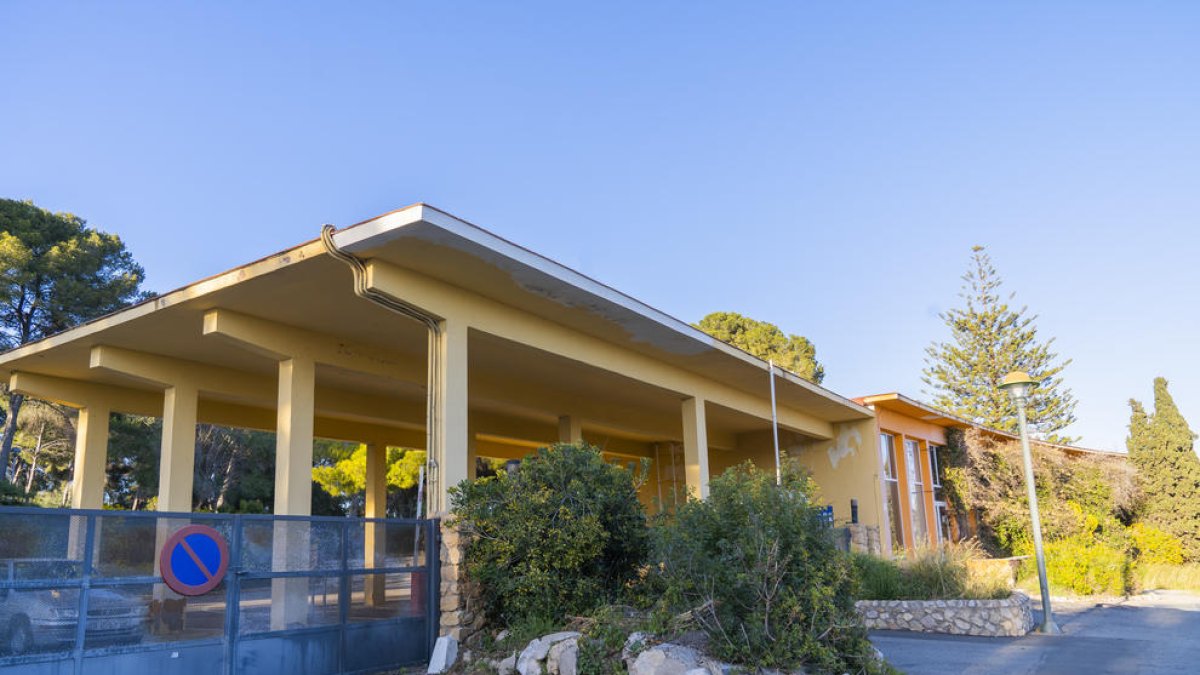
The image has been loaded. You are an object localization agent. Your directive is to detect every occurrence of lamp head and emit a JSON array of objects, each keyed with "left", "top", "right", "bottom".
[{"left": 999, "top": 371, "right": 1036, "bottom": 400}]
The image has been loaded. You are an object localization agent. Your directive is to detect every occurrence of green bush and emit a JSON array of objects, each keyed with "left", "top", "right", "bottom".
[
  {"left": 851, "top": 552, "right": 907, "bottom": 601},
  {"left": 449, "top": 443, "right": 649, "bottom": 626},
  {"left": 1130, "top": 523, "right": 1185, "bottom": 565},
  {"left": 1027, "top": 536, "right": 1130, "bottom": 596},
  {"left": 0, "top": 480, "right": 30, "bottom": 505},
  {"left": 651, "top": 464, "right": 885, "bottom": 673}
]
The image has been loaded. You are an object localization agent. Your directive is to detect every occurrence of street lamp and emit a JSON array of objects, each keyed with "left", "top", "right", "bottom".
[{"left": 999, "top": 371, "right": 1062, "bottom": 635}]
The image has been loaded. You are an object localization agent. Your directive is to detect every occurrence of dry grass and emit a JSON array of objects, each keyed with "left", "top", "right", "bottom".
[{"left": 1135, "top": 564, "right": 1200, "bottom": 592}]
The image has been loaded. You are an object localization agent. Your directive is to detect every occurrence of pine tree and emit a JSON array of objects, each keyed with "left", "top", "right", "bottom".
[
  {"left": 696, "top": 311, "right": 824, "bottom": 384},
  {"left": 923, "top": 246, "right": 1077, "bottom": 442},
  {"left": 1128, "top": 378, "right": 1200, "bottom": 559}
]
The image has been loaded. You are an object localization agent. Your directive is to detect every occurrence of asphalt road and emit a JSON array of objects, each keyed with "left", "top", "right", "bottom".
[{"left": 871, "top": 591, "right": 1200, "bottom": 675}]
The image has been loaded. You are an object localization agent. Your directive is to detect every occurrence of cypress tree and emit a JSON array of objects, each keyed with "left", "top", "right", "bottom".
[
  {"left": 1128, "top": 378, "right": 1200, "bottom": 559},
  {"left": 923, "top": 246, "right": 1077, "bottom": 442}
]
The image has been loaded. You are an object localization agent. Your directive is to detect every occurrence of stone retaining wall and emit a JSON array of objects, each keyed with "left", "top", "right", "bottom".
[{"left": 856, "top": 592, "right": 1033, "bottom": 637}]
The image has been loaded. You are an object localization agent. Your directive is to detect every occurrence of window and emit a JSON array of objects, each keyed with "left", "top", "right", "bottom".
[
  {"left": 930, "top": 445, "right": 952, "bottom": 544},
  {"left": 879, "top": 434, "right": 904, "bottom": 550},
  {"left": 905, "top": 439, "right": 928, "bottom": 547}
]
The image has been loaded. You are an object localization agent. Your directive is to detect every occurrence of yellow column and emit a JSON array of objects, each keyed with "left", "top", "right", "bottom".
[
  {"left": 271, "top": 357, "right": 315, "bottom": 630},
  {"left": 434, "top": 320, "right": 469, "bottom": 516},
  {"left": 557, "top": 415, "right": 583, "bottom": 444},
  {"left": 364, "top": 442, "right": 387, "bottom": 607},
  {"left": 71, "top": 404, "right": 110, "bottom": 509},
  {"left": 157, "top": 385, "right": 198, "bottom": 513},
  {"left": 274, "top": 358, "right": 315, "bottom": 516},
  {"left": 681, "top": 397, "right": 710, "bottom": 500}
]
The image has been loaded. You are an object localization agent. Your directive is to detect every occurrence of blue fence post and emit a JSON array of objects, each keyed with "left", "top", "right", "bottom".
[
  {"left": 71, "top": 513, "right": 97, "bottom": 675},
  {"left": 427, "top": 519, "right": 440, "bottom": 656},
  {"left": 338, "top": 519, "right": 350, "bottom": 674},
  {"left": 224, "top": 514, "right": 243, "bottom": 675}
]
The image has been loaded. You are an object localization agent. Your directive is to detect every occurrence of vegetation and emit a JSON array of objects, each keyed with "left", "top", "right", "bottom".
[
  {"left": 1127, "top": 378, "right": 1200, "bottom": 560},
  {"left": 923, "top": 246, "right": 1077, "bottom": 442},
  {"left": 695, "top": 311, "right": 825, "bottom": 384},
  {"left": 0, "top": 199, "right": 146, "bottom": 478},
  {"left": 1135, "top": 563, "right": 1200, "bottom": 593},
  {"left": 449, "top": 443, "right": 650, "bottom": 626},
  {"left": 852, "top": 541, "right": 1011, "bottom": 601},
  {"left": 311, "top": 443, "right": 427, "bottom": 517},
  {"left": 649, "top": 464, "right": 883, "bottom": 673}
]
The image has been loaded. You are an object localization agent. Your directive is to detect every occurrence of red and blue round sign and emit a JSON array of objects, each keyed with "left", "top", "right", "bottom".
[{"left": 159, "top": 525, "right": 230, "bottom": 596}]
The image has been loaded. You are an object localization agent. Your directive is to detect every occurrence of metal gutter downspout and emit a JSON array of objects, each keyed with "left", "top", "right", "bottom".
[
  {"left": 320, "top": 224, "right": 444, "bottom": 517},
  {"left": 769, "top": 361, "right": 782, "bottom": 486}
]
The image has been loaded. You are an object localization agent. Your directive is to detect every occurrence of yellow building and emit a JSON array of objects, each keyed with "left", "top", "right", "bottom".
[
  {"left": 856, "top": 392, "right": 1126, "bottom": 554},
  {"left": 0, "top": 203, "right": 883, "bottom": 537}
]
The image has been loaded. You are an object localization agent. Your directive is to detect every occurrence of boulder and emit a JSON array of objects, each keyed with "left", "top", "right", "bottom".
[
  {"left": 517, "top": 631, "right": 581, "bottom": 675},
  {"left": 427, "top": 635, "right": 459, "bottom": 674},
  {"left": 628, "top": 643, "right": 705, "bottom": 675},
  {"left": 547, "top": 637, "right": 579, "bottom": 675}
]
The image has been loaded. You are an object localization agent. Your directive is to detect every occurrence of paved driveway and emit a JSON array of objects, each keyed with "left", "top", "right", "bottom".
[{"left": 871, "top": 591, "right": 1200, "bottom": 674}]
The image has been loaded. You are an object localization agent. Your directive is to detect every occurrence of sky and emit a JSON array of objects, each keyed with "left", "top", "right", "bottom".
[{"left": 2, "top": 2, "right": 1198, "bottom": 451}]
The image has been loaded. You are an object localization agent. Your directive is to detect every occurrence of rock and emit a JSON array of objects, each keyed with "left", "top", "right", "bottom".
[
  {"left": 497, "top": 629, "right": 510, "bottom": 643},
  {"left": 622, "top": 632, "right": 650, "bottom": 664},
  {"left": 517, "top": 632, "right": 581, "bottom": 675},
  {"left": 628, "top": 644, "right": 705, "bottom": 675},
  {"left": 427, "top": 635, "right": 459, "bottom": 674},
  {"left": 492, "top": 653, "right": 517, "bottom": 675},
  {"left": 685, "top": 670, "right": 709, "bottom": 675},
  {"left": 547, "top": 638, "right": 578, "bottom": 675}
]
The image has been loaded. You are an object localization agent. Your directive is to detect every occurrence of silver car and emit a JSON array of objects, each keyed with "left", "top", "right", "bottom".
[{"left": 1, "top": 560, "right": 147, "bottom": 655}]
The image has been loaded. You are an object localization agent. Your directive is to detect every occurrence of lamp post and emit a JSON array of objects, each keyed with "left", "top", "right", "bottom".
[{"left": 999, "top": 371, "right": 1062, "bottom": 635}]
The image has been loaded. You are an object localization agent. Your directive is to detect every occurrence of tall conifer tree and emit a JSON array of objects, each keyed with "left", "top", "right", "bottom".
[
  {"left": 1128, "top": 378, "right": 1200, "bottom": 559},
  {"left": 923, "top": 246, "right": 1077, "bottom": 442}
]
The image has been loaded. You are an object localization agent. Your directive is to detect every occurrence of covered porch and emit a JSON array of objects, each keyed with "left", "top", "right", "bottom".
[{"left": 0, "top": 204, "right": 879, "bottom": 527}]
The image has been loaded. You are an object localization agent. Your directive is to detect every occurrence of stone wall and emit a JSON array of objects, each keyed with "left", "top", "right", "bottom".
[
  {"left": 438, "top": 521, "right": 485, "bottom": 644},
  {"left": 856, "top": 592, "right": 1033, "bottom": 637},
  {"left": 848, "top": 523, "right": 881, "bottom": 555}
]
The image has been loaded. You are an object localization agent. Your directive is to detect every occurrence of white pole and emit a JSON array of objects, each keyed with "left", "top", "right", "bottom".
[{"left": 769, "top": 361, "right": 782, "bottom": 486}]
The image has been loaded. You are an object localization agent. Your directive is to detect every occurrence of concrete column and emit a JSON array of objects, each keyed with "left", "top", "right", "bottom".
[
  {"left": 364, "top": 442, "right": 387, "bottom": 607},
  {"left": 274, "top": 357, "right": 315, "bottom": 516},
  {"left": 681, "top": 397, "right": 710, "bottom": 500},
  {"left": 271, "top": 357, "right": 315, "bottom": 630},
  {"left": 157, "top": 385, "right": 198, "bottom": 513},
  {"left": 434, "top": 320, "right": 469, "bottom": 516},
  {"left": 557, "top": 415, "right": 583, "bottom": 444},
  {"left": 71, "top": 404, "right": 110, "bottom": 509}
]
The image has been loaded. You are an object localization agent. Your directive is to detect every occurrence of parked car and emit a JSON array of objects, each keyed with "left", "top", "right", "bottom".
[{"left": 0, "top": 559, "right": 147, "bottom": 655}]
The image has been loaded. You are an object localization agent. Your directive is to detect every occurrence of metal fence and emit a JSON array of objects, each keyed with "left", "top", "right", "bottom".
[{"left": 0, "top": 507, "right": 439, "bottom": 675}]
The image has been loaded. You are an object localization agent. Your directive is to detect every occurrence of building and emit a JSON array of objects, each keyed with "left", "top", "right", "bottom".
[
  {"left": 0, "top": 204, "right": 892, "bottom": 637},
  {"left": 855, "top": 392, "right": 1126, "bottom": 554}
]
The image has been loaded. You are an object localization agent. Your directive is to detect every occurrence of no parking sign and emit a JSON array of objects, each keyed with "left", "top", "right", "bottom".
[{"left": 159, "top": 525, "right": 230, "bottom": 596}]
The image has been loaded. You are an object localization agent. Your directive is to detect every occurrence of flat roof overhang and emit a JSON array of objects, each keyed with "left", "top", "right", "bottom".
[{"left": 0, "top": 203, "right": 871, "bottom": 438}]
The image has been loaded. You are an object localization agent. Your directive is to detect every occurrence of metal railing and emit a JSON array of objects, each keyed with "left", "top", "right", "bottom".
[{"left": 0, "top": 507, "right": 439, "bottom": 675}]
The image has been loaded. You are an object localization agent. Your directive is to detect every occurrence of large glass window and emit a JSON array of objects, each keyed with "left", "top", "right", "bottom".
[
  {"left": 905, "top": 439, "right": 929, "bottom": 547},
  {"left": 879, "top": 434, "right": 904, "bottom": 550},
  {"left": 931, "top": 445, "right": 952, "bottom": 544}
]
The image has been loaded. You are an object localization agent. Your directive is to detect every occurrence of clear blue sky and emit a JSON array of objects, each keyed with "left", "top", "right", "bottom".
[{"left": 3, "top": 2, "right": 1198, "bottom": 451}]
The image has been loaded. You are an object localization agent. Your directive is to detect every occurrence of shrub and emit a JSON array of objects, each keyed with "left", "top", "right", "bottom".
[
  {"left": 651, "top": 463, "right": 885, "bottom": 673},
  {"left": 1026, "top": 536, "right": 1129, "bottom": 596},
  {"left": 0, "top": 480, "right": 30, "bottom": 505},
  {"left": 1130, "top": 523, "right": 1185, "bottom": 565},
  {"left": 851, "top": 552, "right": 906, "bottom": 601},
  {"left": 852, "top": 541, "right": 1010, "bottom": 601},
  {"left": 449, "top": 443, "right": 649, "bottom": 626}
]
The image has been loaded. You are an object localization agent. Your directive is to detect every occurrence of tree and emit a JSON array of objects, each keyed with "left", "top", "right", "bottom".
[
  {"left": 923, "top": 246, "right": 1077, "bottom": 442},
  {"left": 695, "top": 311, "right": 825, "bottom": 384},
  {"left": 0, "top": 200, "right": 146, "bottom": 478},
  {"left": 311, "top": 444, "right": 427, "bottom": 517},
  {"left": 1128, "top": 378, "right": 1200, "bottom": 559}
]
